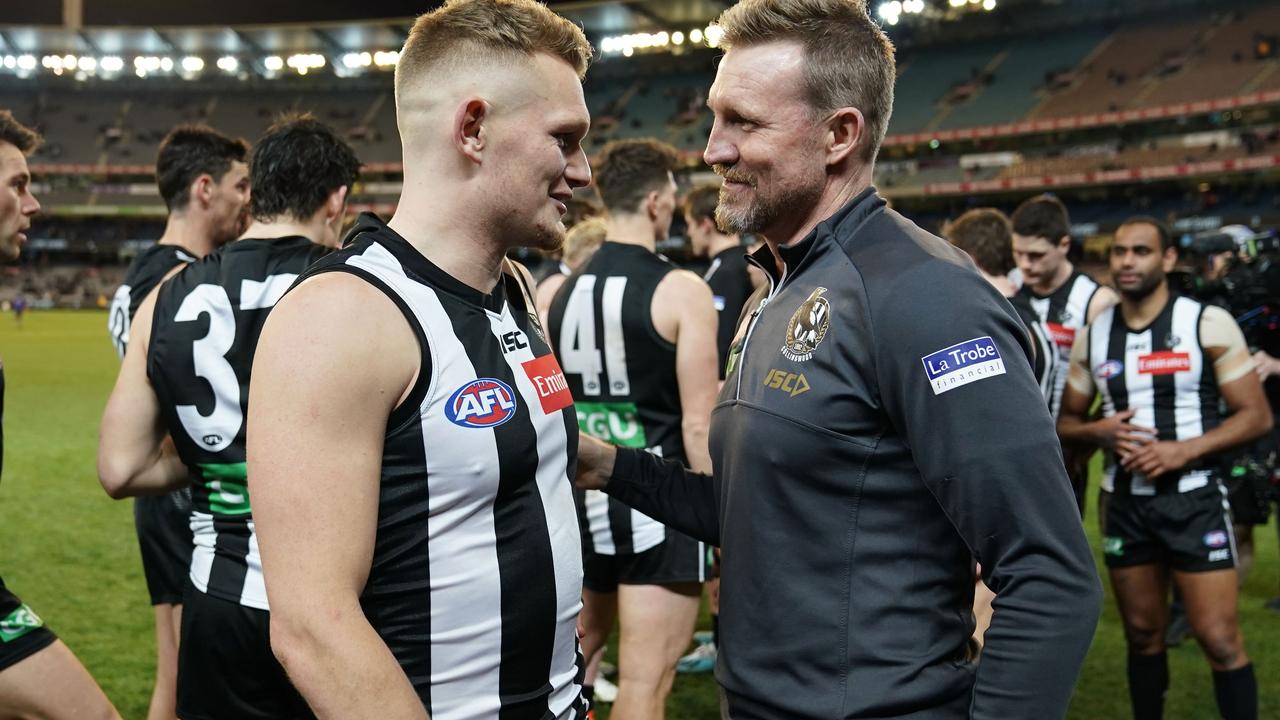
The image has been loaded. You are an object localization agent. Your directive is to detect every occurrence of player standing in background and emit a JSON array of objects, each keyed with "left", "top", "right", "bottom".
[
  {"left": 0, "top": 109, "right": 119, "bottom": 720},
  {"left": 682, "top": 181, "right": 764, "bottom": 381},
  {"left": 97, "top": 114, "right": 359, "bottom": 720},
  {"left": 1058, "top": 217, "right": 1270, "bottom": 720},
  {"left": 1013, "top": 193, "right": 1119, "bottom": 515},
  {"left": 105, "top": 123, "right": 249, "bottom": 720},
  {"left": 248, "top": 1, "right": 594, "bottom": 717},
  {"left": 548, "top": 138, "right": 719, "bottom": 719}
]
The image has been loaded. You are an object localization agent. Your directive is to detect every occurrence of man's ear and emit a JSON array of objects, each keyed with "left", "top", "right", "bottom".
[
  {"left": 192, "top": 174, "right": 215, "bottom": 209},
  {"left": 824, "top": 107, "right": 865, "bottom": 167},
  {"left": 455, "top": 98, "right": 489, "bottom": 165},
  {"left": 325, "top": 185, "right": 349, "bottom": 223}
]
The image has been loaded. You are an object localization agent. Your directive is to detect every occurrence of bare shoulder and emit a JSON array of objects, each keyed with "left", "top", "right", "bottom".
[
  {"left": 656, "top": 268, "right": 714, "bottom": 303},
  {"left": 263, "top": 271, "right": 418, "bottom": 385}
]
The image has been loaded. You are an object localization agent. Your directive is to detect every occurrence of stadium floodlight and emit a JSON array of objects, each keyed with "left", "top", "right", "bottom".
[
  {"left": 100, "top": 56, "right": 124, "bottom": 72},
  {"left": 217, "top": 56, "right": 238, "bottom": 72},
  {"left": 264, "top": 55, "right": 284, "bottom": 71},
  {"left": 341, "top": 52, "right": 362, "bottom": 69},
  {"left": 949, "top": 0, "right": 966, "bottom": 6},
  {"left": 17, "top": 55, "right": 35, "bottom": 71},
  {"left": 159, "top": 57, "right": 174, "bottom": 72},
  {"left": 77, "top": 56, "right": 96, "bottom": 72},
  {"left": 373, "top": 50, "right": 399, "bottom": 67},
  {"left": 705, "top": 25, "right": 724, "bottom": 48},
  {"left": 656, "top": 31, "right": 670, "bottom": 47},
  {"left": 672, "top": 31, "right": 685, "bottom": 45},
  {"left": 690, "top": 28, "right": 703, "bottom": 44},
  {"left": 61, "top": 54, "right": 77, "bottom": 70},
  {"left": 622, "top": 47, "right": 634, "bottom": 57},
  {"left": 1, "top": 56, "right": 13, "bottom": 70},
  {"left": 983, "top": 0, "right": 996, "bottom": 9},
  {"left": 286, "top": 53, "right": 325, "bottom": 75},
  {"left": 182, "top": 56, "right": 204, "bottom": 73}
]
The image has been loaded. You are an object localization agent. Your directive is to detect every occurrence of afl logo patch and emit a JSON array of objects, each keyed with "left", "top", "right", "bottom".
[
  {"left": 446, "top": 378, "right": 518, "bottom": 429},
  {"left": 782, "top": 287, "right": 831, "bottom": 363},
  {"left": 1203, "top": 530, "right": 1229, "bottom": 548},
  {"left": 1095, "top": 360, "right": 1124, "bottom": 380}
]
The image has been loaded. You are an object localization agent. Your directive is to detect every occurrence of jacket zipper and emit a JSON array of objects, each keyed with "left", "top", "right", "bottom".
[{"left": 735, "top": 255, "right": 787, "bottom": 400}]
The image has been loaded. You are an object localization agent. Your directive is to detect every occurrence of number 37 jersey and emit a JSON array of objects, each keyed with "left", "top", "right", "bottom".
[{"left": 147, "top": 236, "right": 331, "bottom": 609}]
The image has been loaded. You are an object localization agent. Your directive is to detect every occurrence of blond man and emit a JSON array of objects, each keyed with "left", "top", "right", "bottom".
[{"left": 249, "top": 1, "right": 593, "bottom": 718}]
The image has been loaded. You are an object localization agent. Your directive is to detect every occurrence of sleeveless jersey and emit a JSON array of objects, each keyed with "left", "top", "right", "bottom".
[
  {"left": 547, "top": 241, "right": 684, "bottom": 556},
  {"left": 1011, "top": 294, "right": 1059, "bottom": 404},
  {"left": 704, "top": 245, "right": 754, "bottom": 379},
  {"left": 1086, "top": 295, "right": 1223, "bottom": 496},
  {"left": 147, "top": 236, "right": 331, "bottom": 609},
  {"left": 1018, "top": 270, "right": 1101, "bottom": 417},
  {"left": 291, "top": 219, "right": 586, "bottom": 720},
  {"left": 108, "top": 243, "right": 197, "bottom": 357}
]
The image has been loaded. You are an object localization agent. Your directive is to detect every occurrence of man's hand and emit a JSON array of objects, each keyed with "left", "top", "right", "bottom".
[
  {"left": 1120, "top": 440, "right": 1194, "bottom": 479},
  {"left": 1091, "top": 408, "right": 1156, "bottom": 452},
  {"left": 1253, "top": 350, "right": 1280, "bottom": 381},
  {"left": 576, "top": 432, "right": 617, "bottom": 491}
]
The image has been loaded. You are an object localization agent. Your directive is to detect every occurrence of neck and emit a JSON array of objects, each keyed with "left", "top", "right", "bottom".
[
  {"left": 241, "top": 213, "right": 335, "bottom": 248},
  {"left": 762, "top": 165, "right": 871, "bottom": 256},
  {"left": 1033, "top": 260, "right": 1075, "bottom": 296},
  {"left": 980, "top": 269, "right": 1017, "bottom": 298},
  {"left": 157, "top": 213, "right": 219, "bottom": 258},
  {"left": 707, "top": 233, "right": 742, "bottom": 258},
  {"left": 1120, "top": 280, "right": 1170, "bottom": 327},
  {"left": 605, "top": 213, "right": 657, "bottom": 252},
  {"left": 388, "top": 183, "right": 507, "bottom": 293}
]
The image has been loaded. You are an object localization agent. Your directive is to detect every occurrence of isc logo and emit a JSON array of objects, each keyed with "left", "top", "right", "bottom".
[{"left": 446, "top": 378, "right": 518, "bottom": 429}]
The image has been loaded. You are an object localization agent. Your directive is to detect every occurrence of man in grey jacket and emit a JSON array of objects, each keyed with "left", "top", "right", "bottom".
[{"left": 574, "top": 0, "right": 1103, "bottom": 718}]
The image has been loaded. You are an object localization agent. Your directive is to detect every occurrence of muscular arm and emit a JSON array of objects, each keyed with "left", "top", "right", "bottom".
[
  {"left": 876, "top": 272, "right": 1101, "bottom": 719},
  {"left": 249, "top": 272, "right": 427, "bottom": 720},
  {"left": 653, "top": 270, "right": 719, "bottom": 473},
  {"left": 97, "top": 288, "right": 188, "bottom": 498}
]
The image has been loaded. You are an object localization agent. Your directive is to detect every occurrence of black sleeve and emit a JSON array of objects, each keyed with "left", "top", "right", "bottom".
[
  {"left": 604, "top": 447, "right": 720, "bottom": 546},
  {"left": 874, "top": 271, "right": 1103, "bottom": 719}
]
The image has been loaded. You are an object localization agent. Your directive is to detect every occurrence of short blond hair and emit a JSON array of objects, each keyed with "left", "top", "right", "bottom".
[
  {"left": 717, "top": 0, "right": 895, "bottom": 163},
  {"left": 396, "top": 0, "right": 592, "bottom": 98},
  {"left": 563, "top": 217, "right": 607, "bottom": 269}
]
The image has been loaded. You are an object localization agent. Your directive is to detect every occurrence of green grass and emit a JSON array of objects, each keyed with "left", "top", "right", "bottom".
[{"left": 1, "top": 310, "right": 1276, "bottom": 719}]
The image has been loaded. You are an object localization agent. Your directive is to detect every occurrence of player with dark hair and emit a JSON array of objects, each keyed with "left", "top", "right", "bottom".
[
  {"left": 98, "top": 113, "right": 359, "bottom": 720},
  {"left": 103, "top": 122, "right": 249, "bottom": 720},
  {"left": 549, "top": 138, "right": 719, "bottom": 718},
  {"left": 0, "top": 109, "right": 120, "bottom": 720},
  {"left": 1058, "top": 215, "right": 1270, "bottom": 720},
  {"left": 1013, "top": 193, "right": 1119, "bottom": 515}
]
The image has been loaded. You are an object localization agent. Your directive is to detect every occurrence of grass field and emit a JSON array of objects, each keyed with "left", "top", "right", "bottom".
[{"left": 0, "top": 310, "right": 1276, "bottom": 719}]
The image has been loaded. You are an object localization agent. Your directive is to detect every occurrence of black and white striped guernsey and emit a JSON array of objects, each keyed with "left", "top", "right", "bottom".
[
  {"left": 148, "top": 237, "right": 332, "bottom": 610},
  {"left": 291, "top": 216, "right": 587, "bottom": 720},
  {"left": 1018, "top": 270, "right": 1101, "bottom": 417},
  {"left": 1086, "top": 294, "right": 1222, "bottom": 496},
  {"left": 108, "top": 243, "right": 196, "bottom": 357},
  {"left": 546, "top": 242, "right": 686, "bottom": 557}
]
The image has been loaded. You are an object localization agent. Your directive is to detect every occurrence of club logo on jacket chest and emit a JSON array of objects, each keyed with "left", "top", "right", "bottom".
[{"left": 781, "top": 287, "right": 831, "bottom": 363}]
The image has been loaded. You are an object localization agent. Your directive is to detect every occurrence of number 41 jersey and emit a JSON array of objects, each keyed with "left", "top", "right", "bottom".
[{"left": 147, "top": 236, "right": 331, "bottom": 609}]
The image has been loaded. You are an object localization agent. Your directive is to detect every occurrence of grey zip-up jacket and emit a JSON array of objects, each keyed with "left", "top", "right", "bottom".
[{"left": 605, "top": 188, "right": 1102, "bottom": 719}]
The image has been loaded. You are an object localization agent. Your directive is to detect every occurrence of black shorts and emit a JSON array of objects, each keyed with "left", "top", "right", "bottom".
[
  {"left": 0, "top": 577, "right": 57, "bottom": 673},
  {"left": 1102, "top": 483, "right": 1237, "bottom": 573},
  {"left": 583, "top": 529, "right": 709, "bottom": 593},
  {"left": 135, "top": 493, "right": 195, "bottom": 606},
  {"left": 177, "top": 585, "right": 313, "bottom": 720}
]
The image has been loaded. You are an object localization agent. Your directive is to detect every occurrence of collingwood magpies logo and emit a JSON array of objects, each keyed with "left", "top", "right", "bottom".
[{"left": 782, "top": 287, "right": 831, "bottom": 363}]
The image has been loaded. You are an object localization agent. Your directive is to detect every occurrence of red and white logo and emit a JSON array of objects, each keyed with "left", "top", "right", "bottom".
[
  {"left": 1045, "top": 322, "right": 1076, "bottom": 349},
  {"left": 522, "top": 354, "right": 573, "bottom": 415},
  {"left": 1138, "top": 351, "right": 1191, "bottom": 375}
]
